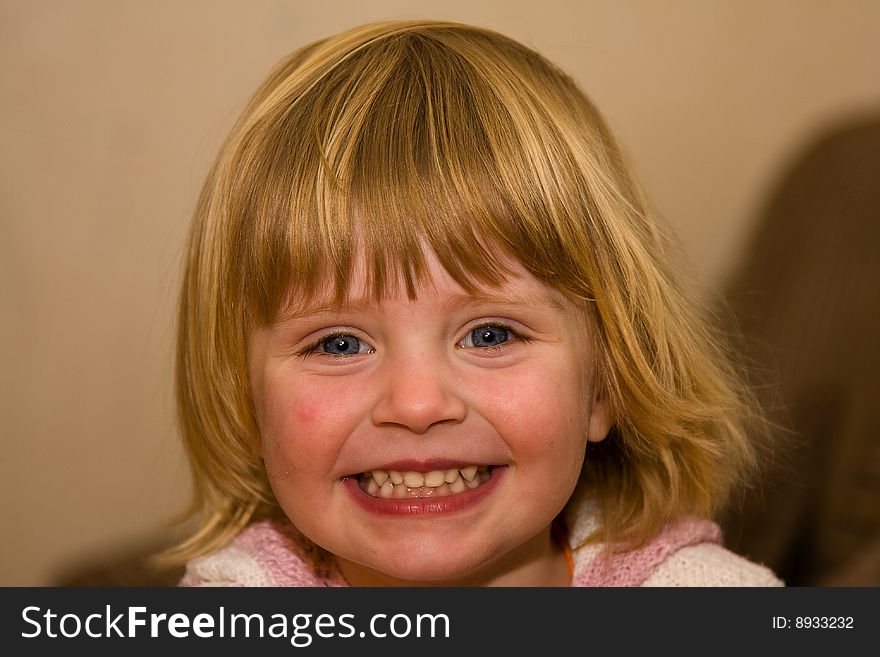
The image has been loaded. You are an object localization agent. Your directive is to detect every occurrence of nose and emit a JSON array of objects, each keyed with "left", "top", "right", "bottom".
[{"left": 370, "top": 352, "right": 467, "bottom": 434}]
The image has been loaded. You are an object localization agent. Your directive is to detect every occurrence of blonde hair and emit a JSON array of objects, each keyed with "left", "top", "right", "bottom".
[{"left": 170, "top": 19, "right": 761, "bottom": 562}]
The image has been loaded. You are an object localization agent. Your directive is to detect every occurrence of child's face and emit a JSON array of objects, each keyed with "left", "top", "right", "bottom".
[{"left": 248, "top": 248, "right": 612, "bottom": 585}]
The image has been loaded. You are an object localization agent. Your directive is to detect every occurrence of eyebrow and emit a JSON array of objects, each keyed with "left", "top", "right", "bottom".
[{"left": 438, "top": 290, "right": 567, "bottom": 313}]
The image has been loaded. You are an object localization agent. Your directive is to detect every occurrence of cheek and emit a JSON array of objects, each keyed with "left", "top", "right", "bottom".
[
  {"left": 258, "top": 380, "right": 362, "bottom": 473},
  {"left": 291, "top": 397, "right": 322, "bottom": 429},
  {"left": 476, "top": 364, "right": 589, "bottom": 459}
]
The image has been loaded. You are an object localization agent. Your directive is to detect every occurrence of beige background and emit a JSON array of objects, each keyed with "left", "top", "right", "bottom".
[{"left": 2, "top": 0, "right": 878, "bottom": 586}]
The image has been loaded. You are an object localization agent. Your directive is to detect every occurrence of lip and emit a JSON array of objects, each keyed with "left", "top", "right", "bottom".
[
  {"left": 343, "top": 465, "right": 507, "bottom": 516},
  {"left": 344, "top": 458, "right": 498, "bottom": 476}
]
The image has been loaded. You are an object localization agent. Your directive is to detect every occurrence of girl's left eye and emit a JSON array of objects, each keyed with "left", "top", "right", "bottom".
[{"left": 460, "top": 324, "right": 518, "bottom": 349}]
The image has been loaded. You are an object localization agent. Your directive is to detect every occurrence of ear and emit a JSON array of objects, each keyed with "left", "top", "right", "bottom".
[{"left": 586, "top": 387, "right": 613, "bottom": 443}]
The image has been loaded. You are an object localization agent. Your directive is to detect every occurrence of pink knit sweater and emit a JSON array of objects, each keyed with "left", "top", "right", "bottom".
[{"left": 180, "top": 495, "right": 783, "bottom": 587}]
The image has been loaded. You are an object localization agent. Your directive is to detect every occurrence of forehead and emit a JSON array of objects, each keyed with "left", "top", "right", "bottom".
[{"left": 277, "top": 245, "right": 571, "bottom": 320}]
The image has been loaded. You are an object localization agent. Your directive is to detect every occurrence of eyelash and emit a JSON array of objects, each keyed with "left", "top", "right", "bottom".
[
  {"left": 296, "top": 330, "right": 373, "bottom": 359},
  {"left": 297, "top": 322, "right": 528, "bottom": 358},
  {"left": 459, "top": 322, "right": 528, "bottom": 352}
]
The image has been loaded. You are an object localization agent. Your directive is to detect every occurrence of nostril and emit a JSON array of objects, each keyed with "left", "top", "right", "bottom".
[{"left": 370, "top": 395, "right": 467, "bottom": 434}]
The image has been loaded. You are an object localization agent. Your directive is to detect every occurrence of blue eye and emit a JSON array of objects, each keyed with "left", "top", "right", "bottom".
[
  {"left": 466, "top": 325, "right": 512, "bottom": 348},
  {"left": 317, "top": 334, "right": 370, "bottom": 356}
]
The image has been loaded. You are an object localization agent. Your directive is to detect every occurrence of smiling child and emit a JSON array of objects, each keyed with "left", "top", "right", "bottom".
[{"left": 173, "top": 20, "right": 782, "bottom": 587}]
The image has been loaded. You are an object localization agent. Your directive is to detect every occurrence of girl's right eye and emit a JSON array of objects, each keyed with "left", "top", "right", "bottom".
[{"left": 303, "top": 333, "right": 374, "bottom": 358}]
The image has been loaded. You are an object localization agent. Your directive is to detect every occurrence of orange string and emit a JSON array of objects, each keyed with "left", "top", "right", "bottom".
[
  {"left": 563, "top": 542, "right": 574, "bottom": 578},
  {"left": 552, "top": 517, "right": 574, "bottom": 579}
]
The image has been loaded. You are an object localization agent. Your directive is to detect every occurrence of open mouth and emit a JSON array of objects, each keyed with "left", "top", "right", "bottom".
[{"left": 357, "top": 465, "right": 494, "bottom": 499}]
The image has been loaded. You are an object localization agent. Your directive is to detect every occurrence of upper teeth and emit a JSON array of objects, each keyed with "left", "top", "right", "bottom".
[
  {"left": 358, "top": 465, "right": 492, "bottom": 499},
  {"left": 368, "top": 465, "right": 483, "bottom": 489}
]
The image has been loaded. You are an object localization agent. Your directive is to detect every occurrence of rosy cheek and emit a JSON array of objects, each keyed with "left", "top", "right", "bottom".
[
  {"left": 261, "top": 380, "right": 325, "bottom": 431},
  {"left": 289, "top": 392, "right": 354, "bottom": 434},
  {"left": 263, "top": 386, "right": 355, "bottom": 461},
  {"left": 258, "top": 387, "right": 315, "bottom": 455},
  {"left": 292, "top": 397, "right": 321, "bottom": 427}
]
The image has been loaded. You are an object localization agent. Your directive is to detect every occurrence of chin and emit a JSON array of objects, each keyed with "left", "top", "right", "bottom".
[
  {"left": 369, "top": 559, "right": 483, "bottom": 586},
  {"left": 345, "top": 539, "right": 494, "bottom": 586}
]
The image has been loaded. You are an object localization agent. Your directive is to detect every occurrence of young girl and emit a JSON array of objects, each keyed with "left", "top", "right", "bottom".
[{"left": 173, "top": 19, "right": 782, "bottom": 586}]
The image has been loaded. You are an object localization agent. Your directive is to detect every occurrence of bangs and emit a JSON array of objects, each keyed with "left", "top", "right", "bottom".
[{"left": 223, "top": 26, "right": 597, "bottom": 323}]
